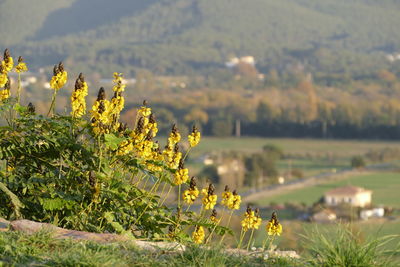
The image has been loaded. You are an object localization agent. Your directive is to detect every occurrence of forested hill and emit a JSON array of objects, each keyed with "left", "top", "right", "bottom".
[{"left": 1, "top": 0, "right": 400, "bottom": 75}]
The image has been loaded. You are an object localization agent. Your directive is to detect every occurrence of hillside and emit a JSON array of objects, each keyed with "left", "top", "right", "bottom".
[{"left": 1, "top": 0, "right": 400, "bottom": 75}]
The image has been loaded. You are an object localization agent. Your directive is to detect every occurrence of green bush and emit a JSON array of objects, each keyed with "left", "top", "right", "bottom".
[{"left": 351, "top": 156, "right": 366, "bottom": 169}]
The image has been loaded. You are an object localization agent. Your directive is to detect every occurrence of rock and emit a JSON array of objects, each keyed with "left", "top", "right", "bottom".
[
  {"left": 225, "top": 248, "right": 300, "bottom": 259},
  {"left": 9, "top": 219, "right": 185, "bottom": 252},
  {"left": 10, "top": 220, "right": 130, "bottom": 243},
  {"left": 135, "top": 240, "right": 185, "bottom": 252},
  {"left": 0, "top": 218, "right": 10, "bottom": 232}
]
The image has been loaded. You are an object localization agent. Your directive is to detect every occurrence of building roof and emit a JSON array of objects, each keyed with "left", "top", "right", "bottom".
[{"left": 325, "top": 185, "right": 372, "bottom": 196}]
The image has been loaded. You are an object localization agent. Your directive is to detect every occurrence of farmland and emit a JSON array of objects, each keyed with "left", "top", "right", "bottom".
[
  {"left": 187, "top": 137, "right": 400, "bottom": 176},
  {"left": 255, "top": 172, "right": 400, "bottom": 208}
]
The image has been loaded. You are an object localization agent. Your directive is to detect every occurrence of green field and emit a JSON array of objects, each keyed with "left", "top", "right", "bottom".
[
  {"left": 192, "top": 137, "right": 400, "bottom": 157},
  {"left": 188, "top": 137, "right": 400, "bottom": 176},
  {"left": 255, "top": 172, "right": 400, "bottom": 207}
]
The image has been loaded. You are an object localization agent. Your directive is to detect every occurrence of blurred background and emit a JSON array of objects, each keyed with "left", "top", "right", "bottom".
[{"left": 1, "top": 0, "right": 400, "bottom": 251}]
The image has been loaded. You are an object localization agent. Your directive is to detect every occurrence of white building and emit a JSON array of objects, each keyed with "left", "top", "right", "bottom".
[{"left": 324, "top": 186, "right": 372, "bottom": 208}]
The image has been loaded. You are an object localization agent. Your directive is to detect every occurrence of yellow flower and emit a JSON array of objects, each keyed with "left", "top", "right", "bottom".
[
  {"left": 210, "top": 209, "right": 220, "bottom": 224},
  {"left": 15, "top": 56, "right": 28, "bottom": 73},
  {"left": 229, "top": 192, "right": 241, "bottom": 210},
  {"left": 174, "top": 167, "right": 189, "bottom": 185},
  {"left": 90, "top": 87, "right": 111, "bottom": 134},
  {"left": 0, "top": 77, "right": 10, "bottom": 101},
  {"left": 252, "top": 208, "right": 262, "bottom": 229},
  {"left": 182, "top": 176, "right": 199, "bottom": 204},
  {"left": 0, "top": 72, "right": 7, "bottom": 87},
  {"left": 192, "top": 226, "right": 205, "bottom": 244},
  {"left": 163, "top": 143, "right": 182, "bottom": 170},
  {"left": 112, "top": 72, "right": 126, "bottom": 92},
  {"left": 188, "top": 125, "right": 201, "bottom": 147},
  {"left": 266, "top": 212, "right": 282, "bottom": 236},
  {"left": 167, "top": 124, "right": 181, "bottom": 147},
  {"left": 182, "top": 187, "right": 199, "bottom": 204},
  {"left": 71, "top": 73, "right": 88, "bottom": 118},
  {"left": 221, "top": 186, "right": 234, "bottom": 208},
  {"left": 201, "top": 184, "right": 217, "bottom": 210},
  {"left": 241, "top": 206, "right": 261, "bottom": 231},
  {"left": 1, "top": 49, "right": 13, "bottom": 72},
  {"left": 0, "top": 88, "right": 10, "bottom": 101},
  {"left": 138, "top": 106, "right": 151, "bottom": 117},
  {"left": 116, "top": 140, "right": 133, "bottom": 156},
  {"left": 50, "top": 62, "right": 67, "bottom": 90}
]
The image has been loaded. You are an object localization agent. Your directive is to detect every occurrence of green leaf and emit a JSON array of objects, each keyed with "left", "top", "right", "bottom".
[{"left": 104, "top": 134, "right": 125, "bottom": 150}]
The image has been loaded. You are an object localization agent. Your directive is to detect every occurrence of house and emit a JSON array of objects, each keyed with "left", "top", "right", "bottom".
[{"left": 324, "top": 186, "right": 372, "bottom": 208}]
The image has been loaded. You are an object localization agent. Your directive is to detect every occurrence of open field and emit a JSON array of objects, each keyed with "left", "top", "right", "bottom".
[
  {"left": 191, "top": 137, "right": 400, "bottom": 158},
  {"left": 187, "top": 137, "right": 400, "bottom": 176},
  {"left": 255, "top": 172, "right": 400, "bottom": 207}
]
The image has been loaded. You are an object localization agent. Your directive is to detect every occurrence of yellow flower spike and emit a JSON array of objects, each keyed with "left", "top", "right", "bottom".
[
  {"left": 182, "top": 177, "right": 199, "bottom": 204},
  {"left": 221, "top": 185, "right": 234, "bottom": 208},
  {"left": 15, "top": 56, "right": 28, "bottom": 73},
  {"left": 50, "top": 62, "right": 68, "bottom": 90},
  {"left": 192, "top": 226, "right": 205, "bottom": 244},
  {"left": 201, "top": 183, "right": 217, "bottom": 210},
  {"left": 0, "top": 71, "right": 7, "bottom": 87},
  {"left": 252, "top": 208, "right": 262, "bottom": 229},
  {"left": 241, "top": 205, "right": 261, "bottom": 232},
  {"left": 168, "top": 124, "right": 181, "bottom": 146},
  {"left": 0, "top": 76, "right": 11, "bottom": 101},
  {"left": 229, "top": 190, "right": 241, "bottom": 210},
  {"left": 210, "top": 209, "right": 220, "bottom": 224},
  {"left": 174, "top": 159, "right": 189, "bottom": 185},
  {"left": 90, "top": 87, "right": 111, "bottom": 135},
  {"left": 71, "top": 73, "right": 88, "bottom": 118},
  {"left": 188, "top": 125, "right": 201, "bottom": 147},
  {"left": 138, "top": 100, "right": 151, "bottom": 117},
  {"left": 112, "top": 72, "right": 126, "bottom": 92},
  {"left": 266, "top": 212, "right": 283, "bottom": 236},
  {"left": 2, "top": 49, "right": 14, "bottom": 72},
  {"left": 182, "top": 187, "right": 199, "bottom": 204}
]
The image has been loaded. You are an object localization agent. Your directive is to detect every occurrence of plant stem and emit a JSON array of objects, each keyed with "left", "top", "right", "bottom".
[
  {"left": 178, "top": 184, "right": 181, "bottom": 208},
  {"left": 160, "top": 185, "right": 172, "bottom": 206},
  {"left": 219, "top": 209, "right": 234, "bottom": 245},
  {"left": 47, "top": 90, "right": 57, "bottom": 117},
  {"left": 246, "top": 228, "right": 255, "bottom": 251},
  {"left": 17, "top": 73, "right": 21, "bottom": 104},
  {"left": 237, "top": 228, "right": 246, "bottom": 249}
]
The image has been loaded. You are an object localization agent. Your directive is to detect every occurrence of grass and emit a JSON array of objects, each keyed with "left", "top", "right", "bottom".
[
  {"left": 255, "top": 172, "right": 400, "bottom": 207},
  {"left": 302, "top": 224, "right": 399, "bottom": 267},
  {"left": 0, "top": 231, "right": 300, "bottom": 267}
]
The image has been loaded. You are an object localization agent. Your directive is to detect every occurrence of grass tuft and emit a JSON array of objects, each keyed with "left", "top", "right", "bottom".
[{"left": 302, "top": 224, "right": 400, "bottom": 267}]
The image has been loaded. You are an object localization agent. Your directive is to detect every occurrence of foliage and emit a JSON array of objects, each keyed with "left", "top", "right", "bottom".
[
  {"left": 262, "top": 144, "right": 284, "bottom": 160},
  {"left": 0, "top": 55, "right": 233, "bottom": 243},
  {"left": 351, "top": 155, "right": 366, "bottom": 169},
  {"left": 244, "top": 152, "right": 279, "bottom": 187},
  {"left": 302, "top": 225, "right": 400, "bottom": 267}
]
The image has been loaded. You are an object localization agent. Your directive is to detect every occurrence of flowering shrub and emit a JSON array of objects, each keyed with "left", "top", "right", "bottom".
[{"left": 0, "top": 49, "right": 282, "bottom": 248}]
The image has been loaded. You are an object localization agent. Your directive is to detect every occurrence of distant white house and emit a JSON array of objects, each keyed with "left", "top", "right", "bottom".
[{"left": 324, "top": 186, "right": 372, "bottom": 208}]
